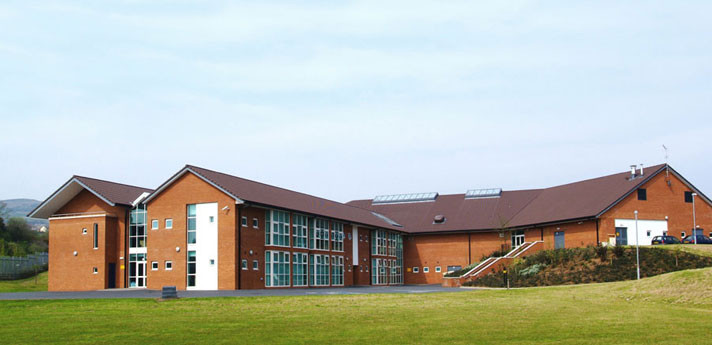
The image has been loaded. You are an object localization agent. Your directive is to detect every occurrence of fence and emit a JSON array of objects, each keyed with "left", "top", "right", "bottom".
[{"left": 0, "top": 253, "right": 49, "bottom": 280}]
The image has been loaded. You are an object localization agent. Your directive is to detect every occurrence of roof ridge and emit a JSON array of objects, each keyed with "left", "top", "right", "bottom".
[
  {"left": 73, "top": 175, "right": 153, "bottom": 191},
  {"left": 539, "top": 163, "right": 666, "bottom": 190},
  {"left": 186, "top": 164, "right": 392, "bottom": 216}
]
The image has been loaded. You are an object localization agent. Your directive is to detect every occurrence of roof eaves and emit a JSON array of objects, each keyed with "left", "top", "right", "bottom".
[
  {"left": 27, "top": 176, "right": 115, "bottom": 218},
  {"left": 142, "top": 166, "right": 244, "bottom": 205}
]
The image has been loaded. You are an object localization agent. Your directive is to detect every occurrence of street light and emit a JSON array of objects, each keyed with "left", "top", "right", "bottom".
[
  {"left": 692, "top": 193, "right": 698, "bottom": 245},
  {"left": 635, "top": 210, "right": 640, "bottom": 280}
]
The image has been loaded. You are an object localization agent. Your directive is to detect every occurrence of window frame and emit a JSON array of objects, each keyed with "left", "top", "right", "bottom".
[
  {"left": 253, "top": 218, "right": 259, "bottom": 229},
  {"left": 265, "top": 210, "right": 290, "bottom": 247},
  {"left": 151, "top": 261, "right": 159, "bottom": 271},
  {"left": 252, "top": 260, "right": 259, "bottom": 270},
  {"left": 241, "top": 216, "right": 248, "bottom": 227},
  {"left": 241, "top": 259, "right": 248, "bottom": 270},
  {"left": 413, "top": 267, "right": 419, "bottom": 273},
  {"left": 151, "top": 219, "right": 159, "bottom": 230},
  {"left": 265, "top": 250, "right": 290, "bottom": 287},
  {"left": 165, "top": 218, "right": 173, "bottom": 229},
  {"left": 292, "top": 252, "right": 308, "bottom": 287},
  {"left": 93, "top": 223, "right": 98, "bottom": 249},
  {"left": 292, "top": 214, "right": 309, "bottom": 249},
  {"left": 165, "top": 261, "right": 173, "bottom": 271},
  {"left": 330, "top": 222, "right": 344, "bottom": 252},
  {"left": 187, "top": 205, "right": 197, "bottom": 244},
  {"left": 637, "top": 188, "right": 647, "bottom": 201}
]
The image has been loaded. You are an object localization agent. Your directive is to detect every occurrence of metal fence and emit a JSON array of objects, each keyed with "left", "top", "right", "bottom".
[{"left": 0, "top": 253, "right": 49, "bottom": 280}]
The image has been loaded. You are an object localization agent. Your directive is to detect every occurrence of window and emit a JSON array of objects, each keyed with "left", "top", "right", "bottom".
[
  {"left": 266, "top": 251, "right": 290, "bottom": 287},
  {"left": 241, "top": 259, "right": 248, "bottom": 270},
  {"left": 447, "top": 265, "right": 462, "bottom": 272},
  {"left": 389, "top": 259, "right": 401, "bottom": 284},
  {"left": 423, "top": 267, "right": 430, "bottom": 273},
  {"left": 253, "top": 218, "right": 259, "bottom": 229},
  {"left": 151, "top": 219, "right": 159, "bottom": 230},
  {"left": 241, "top": 216, "right": 247, "bottom": 227},
  {"left": 292, "top": 253, "right": 308, "bottom": 286},
  {"left": 646, "top": 230, "right": 651, "bottom": 237},
  {"left": 187, "top": 205, "right": 197, "bottom": 244},
  {"left": 388, "top": 233, "right": 396, "bottom": 256},
  {"left": 129, "top": 204, "right": 147, "bottom": 248},
  {"left": 252, "top": 260, "right": 258, "bottom": 270},
  {"left": 637, "top": 188, "right": 647, "bottom": 201},
  {"left": 93, "top": 223, "right": 98, "bottom": 249},
  {"left": 365, "top": 265, "right": 368, "bottom": 272},
  {"left": 310, "top": 254, "right": 330, "bottom": 286},
  {"left": 292, "top": 214, "right": 308, "bottom": 249},
  {"left": 93, "top": 267, "right": 98, "bottom": 274},
  {"left": 151, "top": 261, "right": 158, "bottom": 270},
  {"left": 413, "top": 267, "right": 419, "bottom": 273},
  {"left": 681, "top": 231, "right": 687, "bottom": 238},
  {"left": 82, "top": 228, "right": 87, "bottom": 235},
  {"left": 187, "top": 251, "right": 197, "bottom": 287},
  {"left": 265, "top": 210, "right": 290, "bottom": 247},
  {"left": 331, "top": 222, "right": 344, "bottom": 252},
  {"left": 435, "top": 266, "right": 442, "bottom": 273},
  {"left": 331, "top": 256, "right": 344, "bottom": 286},
  {"left": 371, "top": 230, "right": 388, "bottom": 256},
  {"left": 165, "top": 218, "right": 173, "bottom": 229},
  {"left": 685, "top": 191, "right": 694, "bottom": 203},
  {"left": 209, "top": 216, "right": 214, "bottom": 223},
  {"left": 165, "top": 261, "right": 173, "bottom": 270},
  {"left": 311, "top": 218, "right": 330, "bottom": 250}
]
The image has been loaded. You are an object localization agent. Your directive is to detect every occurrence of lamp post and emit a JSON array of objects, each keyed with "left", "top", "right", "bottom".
[
  {"left": 635, "top": 210, "right": 640, "bottom": 280},
  {"left": 692, "top": 193, "right": 698, "bottom": 245}
]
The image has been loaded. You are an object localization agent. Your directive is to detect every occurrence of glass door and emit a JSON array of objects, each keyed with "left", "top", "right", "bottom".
[
  {"left": 129, "top": 253, "right": 147, "bottom": 288},
  {"left": 511, "top": 230, "right": 525, "bottom": 248}
]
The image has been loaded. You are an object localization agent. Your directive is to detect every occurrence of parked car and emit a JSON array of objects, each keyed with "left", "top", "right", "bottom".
[
  {"left": 651, "top": 235, "right": 681, "bottom": 245},
  {"left": 681, "top": 235, "right": 712, "bottom": 244}
]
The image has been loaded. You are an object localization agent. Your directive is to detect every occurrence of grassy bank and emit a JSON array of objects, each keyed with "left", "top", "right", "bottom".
[
  {"left": 465, "top": 246, "right": 712, "bottom": 288},
  {"left": 1, "top": 268, "right": 711, "bottom": 344},
  {"left": 0, "top": 271, "right": 47, "bottom": 292}
]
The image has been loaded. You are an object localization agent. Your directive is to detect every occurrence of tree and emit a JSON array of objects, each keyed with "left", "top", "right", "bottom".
[
  {"left": 6, "top": 217, "right": 34, "bottom": 243},
  {"left": 0, "top": 201, "right": 8, "bottom": 219}
]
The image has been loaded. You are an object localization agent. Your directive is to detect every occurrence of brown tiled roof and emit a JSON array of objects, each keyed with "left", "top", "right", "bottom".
[
  {"left": 347, "top": 164, "right": 668, "bottom": 233},
  {"left": 73, "top": 175, "right": 153, "bottom": 206},
  {"left": 166, "top": 165, "right": 402, "bottom": 231}
]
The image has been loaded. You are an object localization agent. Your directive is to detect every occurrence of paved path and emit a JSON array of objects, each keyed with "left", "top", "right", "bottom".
[{"left": 0, "top": 285, "right": 465, "bottom": 300}]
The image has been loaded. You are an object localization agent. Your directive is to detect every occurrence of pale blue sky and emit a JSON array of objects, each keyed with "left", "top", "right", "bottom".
[{"left": 1, "top": 1, "right": 711, "bottom": 203}]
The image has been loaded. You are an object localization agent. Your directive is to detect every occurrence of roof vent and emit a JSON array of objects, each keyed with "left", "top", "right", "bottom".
[
  {"left": 433, "top": 215, "right": 446, "bottom": 224},
  {"left": 465, "top": 188, "right": 502, "bottom": 199},
  {"left": 373, "top": 192, "right": 438, "bottom": 205}
]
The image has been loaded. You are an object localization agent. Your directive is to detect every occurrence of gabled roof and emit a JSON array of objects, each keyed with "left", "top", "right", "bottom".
[
  {"left": 348, "top": 164, "right": 705, "bottom": 234},
  {"left": 143, "top": 165, "right": 403, "bottom": 231},
  {"left": 28, "top": 176, "right": 153, "bottom": 219}
]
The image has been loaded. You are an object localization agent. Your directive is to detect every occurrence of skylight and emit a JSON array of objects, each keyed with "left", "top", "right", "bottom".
[
  {"left": 373, "top": 192, "right": 438, "bottom": 205},
  {"left": 465, "top": 188, "right": 502, "bottom": 199}
]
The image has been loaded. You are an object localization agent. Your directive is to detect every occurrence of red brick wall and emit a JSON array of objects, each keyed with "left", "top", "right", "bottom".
[
  {"left": 49, "top": 189, "right": 128, "bottom": 291},
  {"left": 145, "top": 172, "right": 238, "bottom": 290},
  {"left": 600, "top": 171, "right": 712, "bottom": 242},
  {"left": 353, "top": 227, "right": 372, "bottom": 285}
]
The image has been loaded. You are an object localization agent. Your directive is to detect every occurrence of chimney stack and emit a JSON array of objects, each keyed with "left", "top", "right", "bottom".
[
  {"left": 639, "top": 164, "right": 644, "bottom": 176},
  {"left": 630, "top": 165, "right": 637, "bottom": 179}
]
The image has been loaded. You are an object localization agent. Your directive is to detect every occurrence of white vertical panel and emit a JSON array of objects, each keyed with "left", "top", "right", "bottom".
[
  {"left": 195, "top": 203, "right": 218, "bottom": 290},
  {"left": 352, "top": 225, "right": 359, "bottom": 266}
]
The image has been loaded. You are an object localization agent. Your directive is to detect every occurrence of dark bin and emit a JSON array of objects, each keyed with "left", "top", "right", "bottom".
[{"left": 162, "top": 286, "right": 178, "bottom": 299}]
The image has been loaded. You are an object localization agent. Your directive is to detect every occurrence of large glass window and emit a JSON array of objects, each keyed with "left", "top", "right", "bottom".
[
  {"left": 265, "top": 251, "right": 290, "bottom": 287},
  {"left": 330, "top": 222, "right": 344, "bottom": 252},
  {"left": 388, "top": 232, "right": 396, "bottom": 256},
  {"left": 311, "top": 218, "right": 330, "bottom": 250},
  {"left": 371, "top": 258, "right": 389, "bottom": 285},
  {"left": 371, "top": 230, "right": 387, "bottom": 256},
  {"left": 292, "top": 252, "right": 308, "bottom": 287},
  {"left": 187, "top": 250, "right": 196, "bottom": 287},
  {"left": 310, "top": 254, "right": 330, "bottom": 286},
  {"left": 129, "top": 205, "right": 147, "bottom": 248},
  {"left": 187, "top": 204, "right": 196, "bottom": 244},
  {"left": 93, "top": 223, "right": 99, "bottom": 249},
  {"left": 292, "top": 214, "right": 308, "bottom": 249},
  {"left": 266, "top": 210, "right": 290, "bottom": 247},
  {"left": 331, "top": 255, "right": 344, "bottom": 286}
]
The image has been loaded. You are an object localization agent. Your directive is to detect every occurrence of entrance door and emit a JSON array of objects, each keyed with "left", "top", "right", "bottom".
[
  {"left": 554, "top": 231, "right": 565, "bottom": 249},
  {"left": 129, "top": 253, "right": 147, "bottom": 288},
  {"left": 615, "top": 227, "right": 628, "bottom": 246},
  {"left": 511, "top": 231, "right": 525, "bottom": 248},
  {"left": 108, "top": 263, "right": 116, "bottom": 289}
]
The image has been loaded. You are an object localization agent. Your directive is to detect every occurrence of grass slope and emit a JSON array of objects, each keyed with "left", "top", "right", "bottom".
[
  {"left": 1, "top": 269, "right": 712, "bottom": 344},
  {"left": 655, "top": 244, "right": 712, "bottom": 258},
  {"left": 0, "top": 271, "right": 48, "bottom": 292}
]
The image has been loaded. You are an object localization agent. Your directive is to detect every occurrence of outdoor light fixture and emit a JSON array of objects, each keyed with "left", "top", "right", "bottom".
[
  {"left": 692, "top": 193, "right": 698, "bottom": 245},
  {"left": 176, "top": 247, "right": 180, "bottom": 252},
  {"left": 73, "top": 251, "right": 78, "bottom": 256},
  {"left": 634, "top": 211, "right": 640, "bottom": 280}
]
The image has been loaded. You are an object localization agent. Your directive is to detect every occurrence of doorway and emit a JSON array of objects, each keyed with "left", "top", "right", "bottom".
[
  {"left": 615, "top": 227, "right": 628, "bottom": 246},
  {"left": 108, "top": 263, "right": 116, "bottom": 288},
  {"left": 554, "top": 231, "right": 565, "bottom": 249},
  {"left": 128, "top": 253, "right": 146, "bottom": 288}
]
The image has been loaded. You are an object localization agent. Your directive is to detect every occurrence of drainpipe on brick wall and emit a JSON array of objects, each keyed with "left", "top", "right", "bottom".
[
  {"left": 237, "top": 205, "right": 243, "bottom": 290},
  {"left": 468, "top": 233, "right": 471, "bottom": 265},
  {"left": 124, "top": 209, "right": 129, "bottom": 288},
  {"left": 595, "top": 219, "right": 600, "bottom": 245}
]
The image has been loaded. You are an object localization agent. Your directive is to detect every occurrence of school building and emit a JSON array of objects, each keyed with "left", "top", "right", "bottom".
[{"left": 29, "top": 163, "right": 711, "bottom": 291}]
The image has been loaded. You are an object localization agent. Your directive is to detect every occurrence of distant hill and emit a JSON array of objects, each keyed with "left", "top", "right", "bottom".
[{"left": 0, "top": 199, "right": 49, "bottom": 228}]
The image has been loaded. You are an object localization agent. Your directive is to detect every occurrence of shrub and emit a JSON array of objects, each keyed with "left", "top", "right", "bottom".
[
  {"left": 613, "top": 245, "right": 625, "bottom": 258},
  {"left": 595, "top": 245, "right": 608, "bottom": 260}
]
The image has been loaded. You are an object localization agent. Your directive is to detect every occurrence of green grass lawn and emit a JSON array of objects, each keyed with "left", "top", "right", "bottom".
[
  {"left": 1, "top": 268, "right": 711, "bottom": 344},
  {"left": 0, "top": 271, "right": 47, "bottom": 292},
  {"left": 653, "top": 244, "right": 712, "bottom": 258}
]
